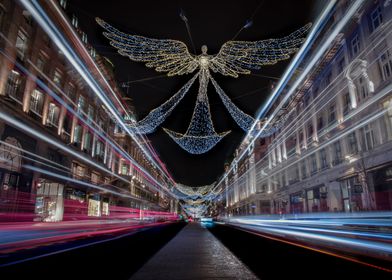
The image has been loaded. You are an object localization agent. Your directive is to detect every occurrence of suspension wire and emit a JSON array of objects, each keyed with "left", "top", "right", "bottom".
[
  {"left": 231, "top": 0, "right": 265, "bottom": 41},
  {"left": 179, "top": 9, "right": 197, "bottom": 54}
]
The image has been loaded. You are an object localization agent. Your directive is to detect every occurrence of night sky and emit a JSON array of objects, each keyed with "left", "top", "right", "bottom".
[{"left": 68, "top": 0, "right": 325, "bottom": 186}]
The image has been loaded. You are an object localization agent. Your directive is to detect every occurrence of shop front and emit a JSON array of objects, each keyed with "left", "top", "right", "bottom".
[
  {"left": 306, "top": 185, "right": 328, "bottom": 213},
  {"left": 371, "top": 165, "right": 392, "bottom": 210},
  {"left": 290, "top": 191, "right": 304, "bottom": 214},
  {"left": 35, "top": 180, "right": 64, "bottom": 222}
]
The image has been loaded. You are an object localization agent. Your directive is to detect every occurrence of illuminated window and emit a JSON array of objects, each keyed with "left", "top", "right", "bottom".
[
  {"left": 83, "top": 132, "right": 91, "bottom": 151},
  {"left": 5, "top": 69, "right": 23, "bottom": 102},
  {"left": 36, "top": 54, "right": 47, "bottom": 73},
  {"left": 15, "top": 29, "right": 28, "bottom": 61},
  {"left": 81, "top": 32, "right": 88, "bottom": 44},
  {"left": 30, "top": 89, "right": 44, "bottom": 115},
  {"left": 73, "top": 125, "right": 82, "bottom": 143},
  {"left": 87, "top": 105, "right": 94, "bottom": 123},
  {"left": 53, "top": 70, "right": 63, "bottom": 87},
  {"left": 71, "top": 15, "right": 78, "bottom": 28},
  {"left": 59, "top": 0, "right": 67, "bottom": 9},
  {"left": 77, "top": 95, "right": 85, "bottom": 113},
  {"left": 47, "top": 103, "right": 60, "bottom": 126}
]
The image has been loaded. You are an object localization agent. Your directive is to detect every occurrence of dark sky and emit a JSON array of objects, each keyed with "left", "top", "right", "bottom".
[{"left": 68, "top": 0, "right": 325, "bottom": 186}]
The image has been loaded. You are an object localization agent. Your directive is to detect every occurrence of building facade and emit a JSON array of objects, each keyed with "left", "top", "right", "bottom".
[
  {"left": 0, "top": 0, "right": 176, "bottom": 222},
  {"left": 222, "top": 0, "right": 392, "bottom": 216}
]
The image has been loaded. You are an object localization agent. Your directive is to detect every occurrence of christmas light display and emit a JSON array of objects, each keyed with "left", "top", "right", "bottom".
[
  {"left": 163, "top": 69, "right": 230, "bottom": 154},
  {"left": 126, "top": 73, "right": 198, "bottom": 133},
  {"left": 210, "top": 76, "right": 254, "bottom": 131},
  {"left": 97, "top": 18, "right": 311, "bottom": 154}
]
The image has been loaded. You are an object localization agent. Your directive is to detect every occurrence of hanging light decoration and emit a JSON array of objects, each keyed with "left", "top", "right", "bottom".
[
  {"left": 125, "top": 73, "right": 197, "bottom": 133},
  {"left": 163, "top": 68, "right": 230, "bottom": 154},
  {"left": 97, "top": 18, "right": 311, "bottom": 154}
]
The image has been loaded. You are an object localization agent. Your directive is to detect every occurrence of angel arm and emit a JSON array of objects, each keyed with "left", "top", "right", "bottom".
[
  {"left": 210, "top": 23, "right": 312, "bottom": 78},
  {"left": 96, "top": 18, "right": 198, "bottom": 76}
]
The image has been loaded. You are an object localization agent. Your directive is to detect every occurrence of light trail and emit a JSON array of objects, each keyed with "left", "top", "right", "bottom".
[
  {"left": 19, "top": 0, "right": 176, "bottom": 189},
  {"left": 212, "top": 8, "right": 392, "bottom": 203},
  {"left": 213, "top": 0, "right": 364, "bottom": 197},
  {"left": 222, "top": 213, "right": 392, "bottom": 272}
]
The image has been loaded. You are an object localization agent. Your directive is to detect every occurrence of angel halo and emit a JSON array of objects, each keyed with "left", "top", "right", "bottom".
[{"left": 96, "top": 18, "right": 311, "bottom": 154}]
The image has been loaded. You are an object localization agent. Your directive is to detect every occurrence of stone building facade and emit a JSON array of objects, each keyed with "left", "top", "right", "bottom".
[{"left": 222, "top": 0, "right": 392, "bottom": 216}]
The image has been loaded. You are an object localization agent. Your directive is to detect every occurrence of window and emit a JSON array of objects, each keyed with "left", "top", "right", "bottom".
[
  {"left": 5, "top": 69, "right": 23, "bottom": 102},
  {"left": 59, "top": 0, "right": 67, "bottom": 9},
  {"left": 77, "top": 95, "right": 85, "bottom": 113},
  {"left": 337, "top": 57, "right": 345, "bottom": 73},
  {"left": 81, "top": 32, "right": 88, "bottom": 44},
  {"left": 83, "top": 132, "right": 91, "bottom": 151},
  {"left": 343, "top": 93, "right": 351, "bottom": 115},
  {"left": 379, "top": 50, "right": 392, "bottom": 81},
  {"left": 301, "top": 160, "right": 307, "bottom": 179},
  {"left": 71, "top": 15, "right": 78, "bottom": 28},
  {"left": 95, "top": 141, "right": 105, "bottom": 158},
  {"left": 328, "top": 103, "right": 336, "bottom": 124},
  {"left": 369, "top": 5, "right": 383, "bottom": 32},
  {"left": 90, "top": 48, "right": 96, "bottom": 58},
  {"left": 36, "top": 54, "right": 47, "bottom": 73},
  {"left": 310, "top": 154, "right": 318, "bottom": 174},
  {"left": 351, "top": 34, "right": 360, "bottom": 57},
  {"left": 73, "top": 163, "right": 85, "bottom": 179},
  {"left": 73, "top": 125, "right": 82, "bottom": 143},
  {"left": 65, "top": 83, "right": 76, "bottom": 100},
  {"left": 320, "top": 148, "right": 328, "bottom": 169},
  {"left": 15, "top": 30, "right": 28, "bottom": 61},
  {"left": 121, "top": 164, "right": 128, "bottom": 175},
  {"left": 47, "top": 103, "right": 60, "bottom": 126},
  {"left": 347, "top": 132, "right": 358, "bottom": 154},
  {"left": 383, "top": 99, "right": 392, "bottom": 140},
  {"left": 87, "top": 105, "right": 94, "bottom": 123},
  {"left": 30, "top": 89, "right": 44, "bottom": 115},
  {"left": 363, "top": 124, "right": 375, "bottom": 151},
  {"left": 299, "top": 131, "right": 304, "bottom": 148},
  {"left": 307, "top": 122, "right": 313, "bottom": 141},
  {"left": 317, "top": 115, "right": 324, "bottom": 131},
  {"left": 333, "top": 141, "right": 342, "bottom": 165},
  {"left": 53, "top": 70, "right": 63, "bottom": 87},
  {"left": 357, "top": 76, "right": 368, "bottom": 100}
]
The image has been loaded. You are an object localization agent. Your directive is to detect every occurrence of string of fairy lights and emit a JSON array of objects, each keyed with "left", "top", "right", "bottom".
[{"left": 97, "top": 17, "right": 311, "bottom": 155}]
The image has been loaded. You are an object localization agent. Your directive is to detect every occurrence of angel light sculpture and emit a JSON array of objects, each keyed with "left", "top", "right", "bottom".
[{"left": 97, "top": 18, "right": 311, "bottom": 154}]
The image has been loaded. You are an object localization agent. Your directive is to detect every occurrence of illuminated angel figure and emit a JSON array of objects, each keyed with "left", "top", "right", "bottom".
[{"left": 97, "top": 18, "right": 311, "bottom": 154}]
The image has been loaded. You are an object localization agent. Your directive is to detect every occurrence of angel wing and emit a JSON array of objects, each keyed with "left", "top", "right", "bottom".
[
  {"left": 96, "top": 18, "right": 199, "bottom": 76},
  {"left": 209, "top": 23, "right": 312, "bottom": 78}
]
